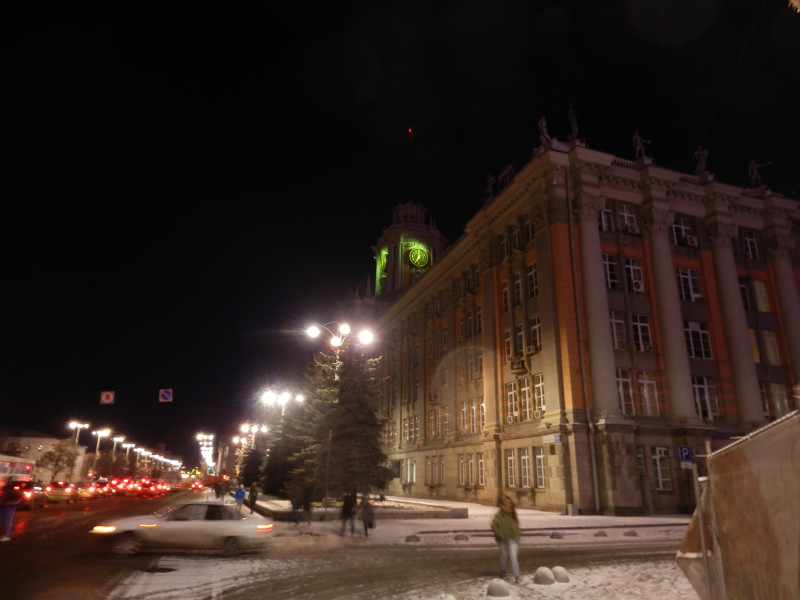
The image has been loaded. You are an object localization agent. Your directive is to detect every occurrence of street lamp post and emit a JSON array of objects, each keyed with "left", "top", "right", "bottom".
[
  {"left": 122, "top": 443, "right": 135, "bottom": 473},
  {"left": 111, "top": 436, "right": 124, "bottom": 476},
  {"left": 68, "top": 421, "right": 89, "bottom": 446},
  {"left": 91, "top": 429, "right": 111, "bottom": 477}
]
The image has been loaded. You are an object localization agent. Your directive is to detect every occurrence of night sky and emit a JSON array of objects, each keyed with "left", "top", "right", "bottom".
[{"left": 3, "top": 4, "right": 799, "bottom": 465}]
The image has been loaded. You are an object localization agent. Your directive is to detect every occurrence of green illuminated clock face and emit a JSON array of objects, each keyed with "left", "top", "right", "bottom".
[{"left": 409, "top": 247, "right": 429, "bottom": 267}]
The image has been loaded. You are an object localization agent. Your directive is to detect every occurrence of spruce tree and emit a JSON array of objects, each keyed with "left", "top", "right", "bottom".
[{"left": 292, "top": 340, "right": 391, "bottom": 499}]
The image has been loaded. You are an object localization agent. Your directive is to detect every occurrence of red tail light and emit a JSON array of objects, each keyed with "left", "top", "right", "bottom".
[{"left": 23, "top": 491, "right": 33, "bottom": 499}]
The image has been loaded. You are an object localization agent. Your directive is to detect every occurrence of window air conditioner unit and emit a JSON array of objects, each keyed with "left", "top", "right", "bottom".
[
  {"left": 644, "top": 345, "right": 654, "bottom": 353},
  {"left": 632, "top": 280, "right": 645, "bottom": 293},
  {"left": 507, "top": 415, "right": 515, "bottom": 424},
  {"left": 686, "top": 235, "right": 699, "bottom": 247},
  {"left": 533, "top": 409, "right": 542, "bottom": 419},
  {"left": 525, "top": 345, "right": 534, "bottom": 355},
  {"left": 626, "top": 224, "right": 639, "bottom": 234}
]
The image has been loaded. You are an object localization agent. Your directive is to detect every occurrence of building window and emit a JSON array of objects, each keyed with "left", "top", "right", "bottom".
[
  {"left": 763, "top": 331, "right": 781, "bottom": 365},
  {"left": 522, "top": 217, "right": 533, "bottom": 243},
  {"left": 739, "top": 280, "right": 752, "bottom": 311},
  {"left": 479, "top": 397, "right": 485, "bottom": 430},
  {"left": 638, "top": 370, "right": 660, "bottom": 416},
  {"left": 519, "top": 377, "right": 532, "bottom": 421},
  {"left": 753, "top": 281, "right": 771, "bottom": 312},
  {"left": 602, "top": 254, "right": 620, "bottom": 290},
  {"left": 617, "top": 368, "right": 634, "bottom": 415},
  {"left": 618, "top": 203, "right": 639, "bottom": 233},
  {"left": 529, "top": 317, "right": 542, "bottom": 354},
  {"left": 598, "top": 207, "right": 614, "bottom": 232},
  {"left": 610, "top": 311, "right": 626, "bottom": 350},
  {"left": 527, "top": 263, "right": 538, "bottom": 299},
  {"left": 469, "top": 398, "right": 478, "bottom": 433},
  {"left": 519, "top": 448, "right": 531, "bottom": 488},
  {"left": 500, "top": 236, "right": 509, "bottom": 260},
  {"left": 632, "top": 314, "right": 652, "bottom": 352},
  {"left": 515, "top": 323, "right": 524, "bottom": 357},
  {"left": 650, "top": 447, "right": 672, "bottom": 491},
  {"left": 771, "top": 383, "right": 790, "bottom": 418},
  {"left": 504, "top": 330, "right": 512, "bottom": 364},
  {"left": 505, "top": 450, "right": 516, "bottom": 488},
  {"left": 740, "top": 229, "right": 761, "bottom": 261},
  {"left": 467, "top": 453, "right": 475, "bottom": 486},
  {"left": 513, "top": 273, "right": 522, "bottom": 305},
  {"left": 502, "top": 282, "right": 510, "bottom": 312},
  {"left": 458, "top": 455, "right": 465, "bottom": 485},
  {"left": 626, "top": 258, "right": 645, "bottom": 293},
  {"left": 439, "top": 456, "right": 445, "bottom": 484},
  {"left": 511, "top": 226, "right": 521, "bottom": 250},
  {"left": 534, "top": 446, "right": 546, "bottom": 488},
  {"left": 477, "top": 453, "right": 485, "bottom": 486},
  {"left": 460, "top": 401, "right": 468, "bottom": 433},
  {"left": 670, "top": 216, "right": 693, "bottom": 245},
  {"left": 506, "top": 382, "right": 518, "bottom": 422},
  {"left": 476, "top": 306, "right": 482, "bottom": 333},
  {"left": 677, "top": 267, "right": 702, "bottom": 302},
  {"left": 533, "top": 372, "right": 545, "bottom": 411},
  {"left": 685, "top": 321, "right": 712, "bottom": 359},
  {"left": 692, "top": 376, "right": 718, "bottom": 421},
  {"left": 749, "top": 329, "right": 761, "bottom": 363}
]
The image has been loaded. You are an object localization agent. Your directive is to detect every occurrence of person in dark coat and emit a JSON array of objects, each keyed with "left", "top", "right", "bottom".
[
  {"left": 359, "top": 494, "right": 375, "bottom": 537},
  {"left": 248, "top": 482, "right": 259, "bottom": 514},
  {"left": 340, "top": 491, "right": 356, "bottom": 537}
]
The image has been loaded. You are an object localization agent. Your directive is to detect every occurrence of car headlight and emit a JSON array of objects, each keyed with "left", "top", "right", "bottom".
[{"left": 91, "top": 525, "right": 117, "bottom": 534}]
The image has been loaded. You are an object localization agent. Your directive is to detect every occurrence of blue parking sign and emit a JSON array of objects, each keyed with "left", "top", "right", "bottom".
[{"left": 679, "top": 446, "right": 691, "bottom": 461}]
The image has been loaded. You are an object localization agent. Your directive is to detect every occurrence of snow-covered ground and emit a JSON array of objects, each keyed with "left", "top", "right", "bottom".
[{"left": 108, "top": 497, "right": 698, "bottom": 600}]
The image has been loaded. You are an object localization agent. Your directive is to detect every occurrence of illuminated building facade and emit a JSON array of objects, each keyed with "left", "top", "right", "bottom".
[{"left": 375, "top": 140, "right": 800, "bottom": 515}]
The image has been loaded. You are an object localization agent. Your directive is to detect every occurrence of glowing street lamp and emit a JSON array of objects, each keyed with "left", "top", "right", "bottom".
[
  {"left": 91, "top": 428, "right": 111, "bottom": 476},
  {"left": 240, "top": 423, "right": 268, "bottom": 446},
  {"left": 261, "top": 390, "right": 304, "bottom": 416},
  {"left": 306, "top": 322, "right": 374, "bottom": 348},
  {"left": 68, "top": 421, "right": 89, "bottom": 446}
]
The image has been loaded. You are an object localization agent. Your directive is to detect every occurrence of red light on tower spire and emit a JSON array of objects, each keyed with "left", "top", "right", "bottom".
[{"left": 408, "top": 127, "right": 414, "bottom": 143}]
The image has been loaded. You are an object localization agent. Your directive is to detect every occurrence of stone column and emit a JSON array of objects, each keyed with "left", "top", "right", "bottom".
[
  {"left": 766, "top": 231, "right": 800, "bottom": 380},
  {"left": 644, "top": 206, "right": 703, "bottom": 425},
  {"left": 576, "top": 194, "right": 626, "bottom": 423},
  {"left": 707, "top": 221, "right": 765, "bottom": 428}
]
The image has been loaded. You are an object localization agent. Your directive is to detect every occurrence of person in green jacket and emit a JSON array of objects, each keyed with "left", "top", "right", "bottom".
[{"left": 491, "top": 495, "right": 521, "bottom": 583}]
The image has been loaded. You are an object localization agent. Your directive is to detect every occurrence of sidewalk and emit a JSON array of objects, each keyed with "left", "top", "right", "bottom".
[{"left": 247, "top": 494, "right": 691, "bottom": 546}]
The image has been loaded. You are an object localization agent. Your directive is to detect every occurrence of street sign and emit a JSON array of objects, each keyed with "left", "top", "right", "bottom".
[
  {"left": 100, "top": 391, "right": 115, "bottom": 404},
  {"left": 679, "top": 445, "right": 692, "bottom": 461},
  {"left": 159, "top": 389, "right": 173, "bottom": 403}
]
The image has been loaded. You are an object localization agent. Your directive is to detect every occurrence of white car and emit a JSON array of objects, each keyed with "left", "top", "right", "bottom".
[{"left": 90, "top": 501, "right": 274, "bottom": 555}]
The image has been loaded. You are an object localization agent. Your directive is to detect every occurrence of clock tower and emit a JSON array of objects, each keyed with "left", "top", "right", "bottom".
[{"left": 373, "top": 201, "right": 448, "bottom": 302}]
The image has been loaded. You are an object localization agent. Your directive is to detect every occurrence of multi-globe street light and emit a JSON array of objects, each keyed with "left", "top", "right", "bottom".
[
  {"left": 68, "top": 421, "right": 89, "bottom": 446},
  {"left": 306, "top": 322, "right": 374, "bottom": 347},
  {"left": 261, "top": 390, "right": 304, "bottom": 417}
]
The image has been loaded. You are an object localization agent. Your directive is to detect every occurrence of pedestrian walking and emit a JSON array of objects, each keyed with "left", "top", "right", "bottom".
[
  {"left": 301, "top": 485, "right": 313, "bottom": 525},
  {"left": 359, "top": 494, "right": 375, "bottom": 537},
  {"left": 491, "top": 495, "right": 521, "bottom": 583},
  {"left": 234, "top": 484, "right": 246, "bottom": 513},
  {"left": 248, "top": 482, "right": 259, "bottom": 514},
  {"left": 1, "top": 477, "right": 22, "bottom": 542},
  {"left": 340, "top": 491, "right": 356, "bottom": 537}
]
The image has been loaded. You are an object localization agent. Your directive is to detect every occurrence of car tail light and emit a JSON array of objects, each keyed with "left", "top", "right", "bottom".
[
  {"left": 257, "top": 524, "right": 274, "bottom": 533},
  {"left": 46, "top": 486, "right": 53, "bottom": 493},
  {"left": 23, "top": 491, "right": 33, "bottom": 500}
]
